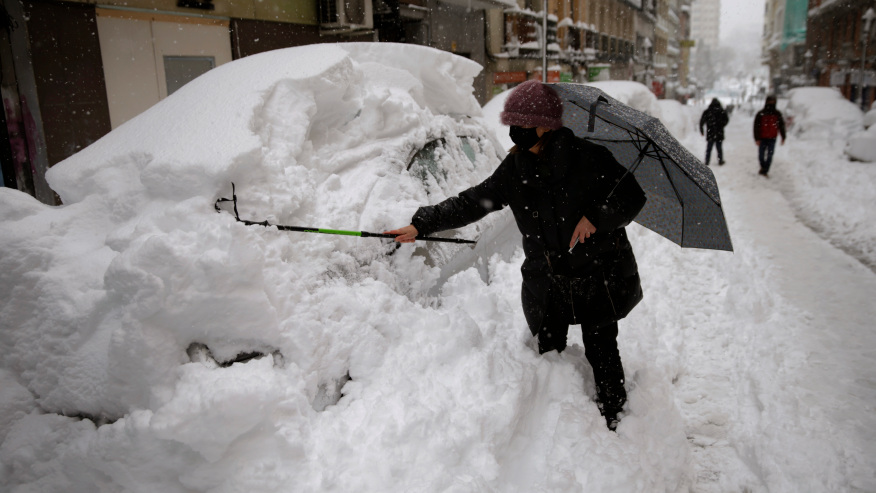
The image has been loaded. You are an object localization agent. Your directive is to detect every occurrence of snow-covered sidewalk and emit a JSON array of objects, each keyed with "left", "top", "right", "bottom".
[{"left": 662, "top": 112, "right": 876, "bottom": 492}]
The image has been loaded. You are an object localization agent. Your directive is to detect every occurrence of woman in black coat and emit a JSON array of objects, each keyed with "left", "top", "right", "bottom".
[
  {"left": 699, "top": 98, "right": 730, "bottom": 165},
  {"left": 386, "top": 81, "right": 646, "bottom": 431}
]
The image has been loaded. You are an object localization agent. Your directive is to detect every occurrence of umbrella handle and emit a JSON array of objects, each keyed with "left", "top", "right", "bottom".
[{"left": 588, "top": 96, "right": 610, "bottom": 133}]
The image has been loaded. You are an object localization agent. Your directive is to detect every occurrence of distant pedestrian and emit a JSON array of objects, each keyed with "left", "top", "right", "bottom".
[
  {"left": 753, "top": 95, "right": 786, "bottom": 177},
  {"left": 699, "top": 98, "right": 729, "bottom": 166}
]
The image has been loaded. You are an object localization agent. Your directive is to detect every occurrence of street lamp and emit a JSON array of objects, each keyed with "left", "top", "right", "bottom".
[{"left": 860, "top": 7, "right": 875, "bottom": 108}]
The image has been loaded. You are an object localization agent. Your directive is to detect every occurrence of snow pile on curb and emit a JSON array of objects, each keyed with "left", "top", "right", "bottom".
[
  {"left": 783, "top": 87, "right": 876, "bottom": 164},
  {"left": 847, "top": 102, "right": 876, "bottom": 162},
  {"left": 769, "top": 88, "right": 876, "bottom": 270},
  {"left": 657, "top": 99, "right": 696, "bottom": 139},
  {"left": 846, "top": 125, "right": 876, "bottom": 162},
  {"left": 863, "top": 104, "right": 876, "bottom": 129},
  {"left": 785, "top": 87, "right": 863, "bottom": 140},
  {"left": 778, "top": 141, "right": 876, "bottom": 270}
]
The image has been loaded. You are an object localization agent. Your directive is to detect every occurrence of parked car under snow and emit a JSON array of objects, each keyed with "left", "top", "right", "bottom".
[
  {"left": 0, "top": 43, "right": 516, "bottom": 425},
  {"left": 784, "top": 86, "right": 864, "bottom": 140}
]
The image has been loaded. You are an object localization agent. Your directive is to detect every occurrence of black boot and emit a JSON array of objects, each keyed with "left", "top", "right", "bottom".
[
  {"left": 604, "top": 413, "right": 620, "bottom": 431},
  {"left": 583, "top": 322, "right": 627, "bottom": 432},
  {"left": 595, "top": 382, "right": 626, "bottom": 432}
]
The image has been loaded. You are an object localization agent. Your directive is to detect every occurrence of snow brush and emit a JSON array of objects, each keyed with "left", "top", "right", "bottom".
[{"left": 214, "top": 183, "right": 477, "bottom": 245}]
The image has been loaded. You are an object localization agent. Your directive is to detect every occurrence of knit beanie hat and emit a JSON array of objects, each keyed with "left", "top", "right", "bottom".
[{"left": 500, "top": 80, "right": 564, "bottom": 130}]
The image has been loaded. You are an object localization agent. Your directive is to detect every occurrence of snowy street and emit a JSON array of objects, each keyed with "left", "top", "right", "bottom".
[
  {"left": 653, "top": 112, "right": 876, "bottom": 491},
  {"left": 1, "top": 44, "right": 875, "bottom": 491}
]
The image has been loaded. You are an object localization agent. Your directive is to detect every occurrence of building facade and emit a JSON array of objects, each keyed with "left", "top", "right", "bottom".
[
  {"left": 374, "top": 0, "right": 512, "bottom": 101},
  {"left": 633, "top": 0, "right": 658, "bottom": 88},
  {"left": 761, "top": 0, "right": 785, "bottom": 90},
  {"left": 654, "top": 0, "right": 684, "bottom": 98},
  {"left": 761, "top": 0, "right": 808, "bottom": 94},
  {"left": 677, "top": 0, "right": 693, "bottom": 96},
  {"left": 807, "top": 0, "right": 875, "bottom": 110},
  {"left": 689, "top": 0, "right": 718, "bottom": 89},
  {"left": 2, "top": 0, "right": 692, "bottom": 205},
  {"left": 689, "top": 0, "right": 718, "bottom": 49},
  {"left": 485, "top": 0, "right": 641, "bottom": 95},
  {"left": 486, "top": 0, "right": 695, "bottom": 98}
]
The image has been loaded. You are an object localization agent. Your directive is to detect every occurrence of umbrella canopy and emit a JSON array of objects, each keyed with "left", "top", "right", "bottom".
[{"left": 549, "top": 83, "right": 733, "bottom": 252}]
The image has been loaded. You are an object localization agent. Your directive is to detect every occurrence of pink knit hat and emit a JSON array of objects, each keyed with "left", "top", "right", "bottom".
[{"left": 500, "top": 80, "right": 564, "bottom": 130}]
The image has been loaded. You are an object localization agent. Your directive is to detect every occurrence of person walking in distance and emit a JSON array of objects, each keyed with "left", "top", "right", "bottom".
[
  {"left": 753, "top": 95, "right": 786, "bottom": 177},
  {"left": 699, "top": 98, "right": 729, "bottom": 165},
  {"left": 385, "top": 81, "right": 647, "bottom": 432}
]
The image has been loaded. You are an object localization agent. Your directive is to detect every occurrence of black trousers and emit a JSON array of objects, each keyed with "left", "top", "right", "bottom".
[
  {"left": 705, "top": 140, "right": 724, "bottom": 164},
  {"left": 537, "top": 280, "right": 627, "bottom": 415}
]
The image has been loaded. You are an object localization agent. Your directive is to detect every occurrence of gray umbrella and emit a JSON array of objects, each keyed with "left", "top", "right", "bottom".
[{"left": 549, "top": 83, "right": 733, "bottom": 252}]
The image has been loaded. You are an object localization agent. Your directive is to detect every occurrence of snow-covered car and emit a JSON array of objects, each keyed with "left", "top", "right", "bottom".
[
  {"left": 0, "top": 43, "right": 520, "bottom": 488},
  {"left": 784, "top": 86, "right": 864, "bottom": 139},
  {"left": 846, "top": 103, "right": 876, "bottom": 162},
  {"left": 864, "top": 102, "right": 876, "bottom": 129},
  {"left": 845, "top": 123, "right": 876, "bottom": 162}
]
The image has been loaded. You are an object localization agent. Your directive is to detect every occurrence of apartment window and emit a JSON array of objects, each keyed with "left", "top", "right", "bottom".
[{"left": 164, "top": 56, "right": 215, "bottom": 95}]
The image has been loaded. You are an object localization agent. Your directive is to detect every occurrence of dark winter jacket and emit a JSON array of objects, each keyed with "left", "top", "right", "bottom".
[
  {"left": 699, "top": 99, "right": 729, "bottom": 142},
  {"left": 753, "top": 102, "right": 786, "bottom": 141},
  {"left": 411, "top": 127, "right": 646, "bottom": 335}
]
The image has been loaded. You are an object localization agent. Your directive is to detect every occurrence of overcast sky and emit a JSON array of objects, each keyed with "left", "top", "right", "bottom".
[
  {"left": 717, "top": 0, "right": 767, "bottom": 68},
  {"left": 720, "top": 0, "right": 766, "bottom": 46}
]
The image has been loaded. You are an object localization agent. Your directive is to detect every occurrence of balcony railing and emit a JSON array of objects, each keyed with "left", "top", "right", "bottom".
[
  {"left": 502, "top": 11, "right": 635, "bottom": 65},
  {"left": 503, "top": 9, "right": 557, "bottom": 58}
]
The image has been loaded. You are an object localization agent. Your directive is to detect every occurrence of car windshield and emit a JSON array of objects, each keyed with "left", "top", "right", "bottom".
[{"left": 408, "top": 136, "right": 482, "bottom": 193}]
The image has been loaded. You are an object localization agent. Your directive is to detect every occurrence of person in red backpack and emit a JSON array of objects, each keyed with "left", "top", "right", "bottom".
[{"left": 753, "top": 95, "right": 786, "bottom": 177}]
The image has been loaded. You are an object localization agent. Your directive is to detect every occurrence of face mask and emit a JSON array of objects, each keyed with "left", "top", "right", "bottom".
[{"left": 509, "top": 126, "right": 541, "bottom": 149}]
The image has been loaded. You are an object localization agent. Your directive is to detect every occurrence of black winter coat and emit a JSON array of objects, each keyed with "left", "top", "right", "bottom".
[
  {"left": 412, "top": 127, "right": 646, "bottom": 335},
  {"left": 699, "top": 101, "right": 729, "bottom": 142}
]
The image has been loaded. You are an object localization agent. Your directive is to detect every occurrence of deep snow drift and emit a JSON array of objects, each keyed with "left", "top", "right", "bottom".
[
  {"left": 777, "top": 87, "right": 876, "bottom": 270},
  {"left": 2, "top": 45, "right": 875, "bottom": 492}
]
